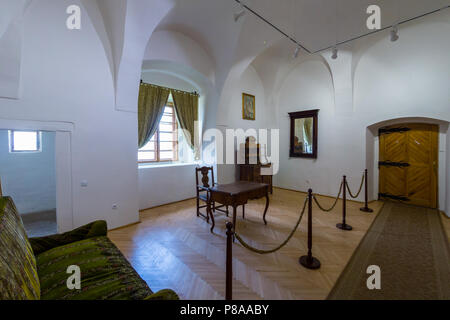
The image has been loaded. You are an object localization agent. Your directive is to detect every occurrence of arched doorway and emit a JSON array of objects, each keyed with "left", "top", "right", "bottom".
[{"left": 378, "top": 123, "right": 438, "bottom": 208}]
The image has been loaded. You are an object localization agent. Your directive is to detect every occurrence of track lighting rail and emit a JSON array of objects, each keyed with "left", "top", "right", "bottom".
[
  {"left": 234, "top": 0, "right": 450, "bottom": 54},
  {"left": 234, "top": 0, "right": 309, "bottom": 52}
]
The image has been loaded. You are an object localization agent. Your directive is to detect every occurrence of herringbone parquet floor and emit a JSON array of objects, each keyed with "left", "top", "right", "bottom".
[{"left": 109, "top": 188, "right": 386, "bottom": 300}]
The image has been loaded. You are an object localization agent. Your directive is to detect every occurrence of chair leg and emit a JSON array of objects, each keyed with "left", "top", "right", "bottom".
[
  {"left": 242, "top": 204, "right": 245, "bottom": 219},
  {"left": 196, "top": 197, "right": 200, "bottom": 217},
  {"left": 226, "top": 206, "right": 229, "bottom": 217},
  {"left": 232, "top": 206, "right": 237, "bottom": 242},
  {"left": 213, "top": 201, "right": 216, "bottom": 212}
]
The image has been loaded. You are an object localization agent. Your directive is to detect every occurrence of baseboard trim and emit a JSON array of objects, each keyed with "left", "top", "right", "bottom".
[
  {"left": 108, "top": 221, "right": 141, "bottom": 232},
  {"left": 272, "top": 186, "right": 375, "bottom": 205},
  {"left": 139, "top": 197, "right": 196, "bottom": 212},
  {"left": 138, "top": 187, "right": 374, "bottom": 213},
  {"left": 20, "top": 209, "right": 57, "bottom": 223}
]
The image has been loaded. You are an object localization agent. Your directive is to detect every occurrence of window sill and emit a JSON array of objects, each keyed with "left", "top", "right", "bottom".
[{"left": 138, "top": 162, "right": 197, "bottom": 169}]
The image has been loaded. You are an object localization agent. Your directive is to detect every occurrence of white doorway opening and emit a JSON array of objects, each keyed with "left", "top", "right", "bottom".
[{"left": 0, "top": 119, "right": 74, "bottom": 233}]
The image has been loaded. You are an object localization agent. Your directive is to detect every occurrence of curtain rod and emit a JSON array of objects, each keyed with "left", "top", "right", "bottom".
[{"left": 140, "top": 80, "right": 200, "bottom": 97}]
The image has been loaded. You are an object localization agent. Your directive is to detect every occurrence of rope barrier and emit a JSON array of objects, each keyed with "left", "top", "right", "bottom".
[
  {"left": 225, "top": 170, "right": 372, "bottom": 299},
  {"left": 234, "top": 197, "right": 308, "bottom": 254},
  {"left": 346, "top": 173, "right": 365, "bottom": 199},
  {"left": 312, "top": 182, "right": 344, "bottom": 212}
]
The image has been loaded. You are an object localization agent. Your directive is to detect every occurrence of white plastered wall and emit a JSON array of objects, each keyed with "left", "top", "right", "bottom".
[{"left": 222, "top": 10, "right": 450, "bottom": 215}]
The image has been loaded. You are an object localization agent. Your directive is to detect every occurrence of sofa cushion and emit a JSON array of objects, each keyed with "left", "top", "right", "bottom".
[
  {"left": 144, "top": 289, "right": 180, "bottom": 300},
  {"left": 0, "top": 197, "right": 40, "bottom": 300},
  {"left": 36, "top": 236, "right": 153, "bottom": 300},
  {"left": 30, "top": 220, "right": 107, "bottom": 255}
]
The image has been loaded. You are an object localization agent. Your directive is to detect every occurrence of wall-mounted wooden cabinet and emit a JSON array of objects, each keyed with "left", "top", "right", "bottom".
[{"left": 239, "top": 164, "right": 273, "bottom": 194}]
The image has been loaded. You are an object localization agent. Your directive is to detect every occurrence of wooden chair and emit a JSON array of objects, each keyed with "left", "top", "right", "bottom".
[{"left": 195, "top": 166, "right": 228, "bottom": 221}]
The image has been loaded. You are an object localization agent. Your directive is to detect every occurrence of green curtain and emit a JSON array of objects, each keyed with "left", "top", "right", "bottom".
[
  {"left": 303, "top": 118, "right": 313, "bottom": 147},
  {"left": 172, "top": 90, "right": 199, "bottom": 157},
  {"left": 138, "top": 84, "right": 170, "bottom": 148}
]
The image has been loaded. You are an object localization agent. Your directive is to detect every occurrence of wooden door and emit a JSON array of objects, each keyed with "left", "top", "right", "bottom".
[{"left": 379, "top": 123, "right": 438, "bottom": 208}]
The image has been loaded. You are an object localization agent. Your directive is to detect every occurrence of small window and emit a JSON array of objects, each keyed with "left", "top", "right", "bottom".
[
  {"left": 9, "top": 130, "right": 41, "bottom": 153},
  {"left": 138, "top": 104, "right": 178, "bottom": 163}
]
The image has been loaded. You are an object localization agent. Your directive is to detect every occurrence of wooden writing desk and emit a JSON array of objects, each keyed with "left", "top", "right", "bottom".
[{"left": 207, "top": 181, "right": 270, "bottom": 233}]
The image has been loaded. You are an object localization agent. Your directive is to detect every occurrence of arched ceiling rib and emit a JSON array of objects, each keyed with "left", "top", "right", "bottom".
[
  {"left": 156, "top": 0, "right": 240, "bottom": 75},
  {"left": 83, "top": 0, "right": 176, "bottom": 111},
  {"left": 0, "top": 0, "right": 32, "bottom": 99},
  {"left": 0, "top": 0, "right": 31, "bottom": 40},
  {"left": 81, "top": 0, "right": 117, "bottom": 89},
  {"left": 144, "top": 30, "right": 216, "bottom": 85}
]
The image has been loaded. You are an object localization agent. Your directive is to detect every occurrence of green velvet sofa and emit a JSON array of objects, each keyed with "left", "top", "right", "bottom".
[{"left": 0, "top": 196, "right": 178, "bottom": 300}]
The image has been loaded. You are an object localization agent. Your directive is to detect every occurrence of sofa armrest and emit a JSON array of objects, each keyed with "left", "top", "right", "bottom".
[
  {"left": 29, "top": 220, "right": 107, "bottom": 255},
  {"left": 144, "top": 289, "right": 179, "bottom": 300}
]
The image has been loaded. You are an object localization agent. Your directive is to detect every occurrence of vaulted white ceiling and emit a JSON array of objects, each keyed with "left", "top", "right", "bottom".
[
  {"left": 1, "top": 0, "right": 448, "bottom": 105},
  {"left": 158, "top": 0, "right": 450, "bottom": 56}
]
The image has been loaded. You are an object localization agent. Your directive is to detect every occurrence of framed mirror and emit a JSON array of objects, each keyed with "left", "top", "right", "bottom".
[{"left": 289, "top": 109, "right": 318, "bottom": 159}]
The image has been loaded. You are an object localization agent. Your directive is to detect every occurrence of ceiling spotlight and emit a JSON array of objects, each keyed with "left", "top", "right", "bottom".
[
  {"left": 390, "top": 26, "right": 399, "bottom": 42},
  {"left": 331, "top": 47, "right": 338, "bottom": 59},
  {"left": 293, "top": 46, "right": 300, "bottom": 58},
  {"left": 233, "top": 5, "right": 246, "bottom": 22}
]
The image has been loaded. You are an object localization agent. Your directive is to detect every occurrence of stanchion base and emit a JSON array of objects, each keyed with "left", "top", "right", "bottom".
[
  {"left": 360, "top": 207, "right": 374, "bottom": 213},
  {"left": 336, "top": 223, "right": 353, "bottom": 231},
  {"left": 299, "top": 256, "right": 321, "bottom": 270}
]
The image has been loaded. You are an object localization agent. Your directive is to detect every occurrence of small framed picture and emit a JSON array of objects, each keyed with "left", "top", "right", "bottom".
[{"left": 242, "top": 93, "right": 255, "bottom": 120}]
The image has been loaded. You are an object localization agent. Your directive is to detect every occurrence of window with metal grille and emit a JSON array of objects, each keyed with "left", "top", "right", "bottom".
[{"left": 138, "top": 103, "right": 178, "bottom": 163}]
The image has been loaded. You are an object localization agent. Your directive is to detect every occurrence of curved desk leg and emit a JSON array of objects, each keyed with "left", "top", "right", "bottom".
[
  {"left": 263, "top": 194, "right": 269, "bottom": 225},
  {"left": 206, "top": 193, "right": 210, "bottom": 223},
  {"left": 208, "top": 198, "right": 215, "bottom": 233}
]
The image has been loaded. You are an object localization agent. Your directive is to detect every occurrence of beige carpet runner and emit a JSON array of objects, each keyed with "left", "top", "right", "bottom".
[{"left": 328, "top": 201, "right": 450, "bottom": 300}]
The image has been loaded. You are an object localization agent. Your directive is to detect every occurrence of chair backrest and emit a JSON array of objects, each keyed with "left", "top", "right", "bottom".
[{"left": 195, "top": 166, "right": 214, "bottom": 189}]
